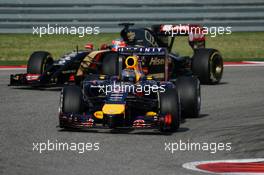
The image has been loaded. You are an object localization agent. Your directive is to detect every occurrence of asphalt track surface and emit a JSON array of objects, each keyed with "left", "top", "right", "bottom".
[{"left": 1, "top": 66, "right": 264, "bottom": 175}]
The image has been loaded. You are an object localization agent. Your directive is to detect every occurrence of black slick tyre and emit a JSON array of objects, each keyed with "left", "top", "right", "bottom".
[
  {"left": 192, "top": 48, "right": 223, "bottom": 84},
  {"left": 176, "top": 76, "right": 201, "bottom": 118},
  {"left": 159, "top": 88, "right": 181, "bottom": 132},
  {"left": 27, "top": 51, "right": 53, "bottom": 74},
  {"left": 102, "top": 52, "right": 119, "bottom": 75}
]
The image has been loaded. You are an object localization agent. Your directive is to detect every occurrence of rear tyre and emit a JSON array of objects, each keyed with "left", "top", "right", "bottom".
[
  {"left": 175, "top": 76, "right": 200, "bottom": 118},
  {"left": 102, "top": 52, "right": 119, "bottom": 75},
  {"left": 27, "top": 51, "right": 53, "bottom": 74},
  {"left": 159, "top": 88, "right": 181, "bottom": 132},
  {"left": 191, "top": 48, "right": 223, "bottom": 84}
]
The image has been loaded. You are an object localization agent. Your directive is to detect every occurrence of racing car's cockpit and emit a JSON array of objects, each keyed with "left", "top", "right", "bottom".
[
  {"left": 121, "top": 55, "right": 145, "bottom": 83},
  {"left": 121, "top": 69, "right": 136, "bottom": 82}
]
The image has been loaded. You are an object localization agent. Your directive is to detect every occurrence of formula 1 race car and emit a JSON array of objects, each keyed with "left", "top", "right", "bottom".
[
  {"left": 59, "top": 47, "right": 201, "bottom": 132},
  {"left": 8, "top": 46, "right": 116, "bottom": 87},
  {"left": 115, "top": 23, "right": 223, "bottom": 84},
  {"left": 9, "top": 23, "right": 223, "bottom": 87},
  {"left": 9, "top": 50, "right": 86, "bottom": 87}
]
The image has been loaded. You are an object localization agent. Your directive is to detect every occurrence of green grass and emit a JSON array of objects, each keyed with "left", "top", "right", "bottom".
[
  {"left": 0, "top": 32, "right": 264, "bottom": 65},
  {"left": 0, "top": 33, "right": 119, "bottom": 61},
  {"left": 0, "top": 60, "right": 27, "bottom": 65}
]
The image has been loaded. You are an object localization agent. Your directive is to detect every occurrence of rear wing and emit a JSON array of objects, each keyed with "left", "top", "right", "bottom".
[
  {"left": 117, "top": 47, "right": 169, "bottom": 81},
  {"left": 118, "top": 47, "right": 167, "bottom": 56},
  {"left": 152, "top": 24, "right": 206, "bottom": 51},
  {"left": 152, "top": 24, "right": 205, "bottom": 37}
]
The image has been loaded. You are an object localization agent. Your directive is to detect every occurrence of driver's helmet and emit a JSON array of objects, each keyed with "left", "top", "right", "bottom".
[
  {"left": 121, "top": 68, "right": 136, "bottom": 82},
  {"left": 111, "top": 38, "right": 126, "bottom": 51}
]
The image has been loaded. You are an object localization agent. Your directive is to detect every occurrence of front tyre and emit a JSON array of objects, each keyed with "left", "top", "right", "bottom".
[
  {"left": 59, "top": 86, "right": 84, "bottom": 128},
  {"left": 175, "top": 76, "right": 201, "bottom": 118},
  {"left": 191, "top": 48, "right": 223, "bottom": 84},
  {"left": 61, "top": 85, "right": 83, "bottom": 114},
  {"left": 159, "top": 88, "right": 181, "bottom": 132},
  {"left": 27, "top": 51, "right": 53, "bottom": 74}
]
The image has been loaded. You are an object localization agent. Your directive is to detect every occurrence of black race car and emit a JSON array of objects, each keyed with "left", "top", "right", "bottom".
[
  {"left": 117, "top": 23, "right": 223, "bottom": 84},
  {"left": 9, "top": 23, "right": 223, "bottom": 87},
  {"left": 9, "top": 50, "right": 87, "bottom": 87},
  {"left": 8, "top": 47, "right": 117, "bottom": 87}
]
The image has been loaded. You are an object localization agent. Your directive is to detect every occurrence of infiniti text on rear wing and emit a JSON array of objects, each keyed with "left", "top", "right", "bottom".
[{"left": 118, "top": 47, "right": 167, "bottom": 56}]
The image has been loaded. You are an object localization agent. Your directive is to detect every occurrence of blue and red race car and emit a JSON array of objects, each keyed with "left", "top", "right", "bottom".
[{"left": 59, "top": 46, "right": 201, "bottom": 132}]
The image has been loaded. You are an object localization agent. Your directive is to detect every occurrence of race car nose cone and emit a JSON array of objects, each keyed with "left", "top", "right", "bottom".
[{"left": 102, "top": 104, "right": 125, "bottom": 115}]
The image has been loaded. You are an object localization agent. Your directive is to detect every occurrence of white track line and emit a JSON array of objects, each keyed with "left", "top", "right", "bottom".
[
  {"left": 224, "top": 61, "right": 264, "bottom": 67},
  {"left": 224, "top": 64, "right": 264, "bottom": 67},
  {"left": 0, "top": 68, "right": 26, "bottom": 70}
]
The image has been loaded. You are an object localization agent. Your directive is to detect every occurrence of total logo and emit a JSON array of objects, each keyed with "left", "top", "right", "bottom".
[{"left": 183, "top": 158, "right": 264, "bottom": 174}]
